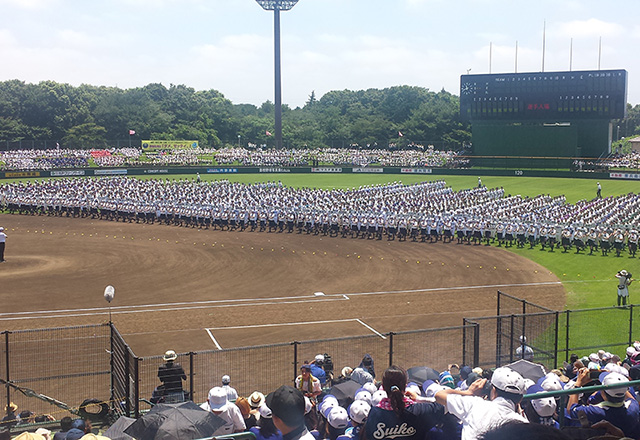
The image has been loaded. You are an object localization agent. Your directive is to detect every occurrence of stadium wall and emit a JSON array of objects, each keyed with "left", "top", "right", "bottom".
[{"left": 1, "top": 166, "right": 633, "bottom": 181}]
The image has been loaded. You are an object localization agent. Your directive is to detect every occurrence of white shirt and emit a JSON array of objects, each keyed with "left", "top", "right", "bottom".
[
  {"left": 222, "top": 384, "right": 238, "bottom": 402},
  {"left": 445, "top": 395, "right": 527, "bottom": 440},
  {"left": 199, "top": 401, "right": 246, "bottom": 435},
  {"left": 0, "top": 232, "right": 6, "bottom": 243}
]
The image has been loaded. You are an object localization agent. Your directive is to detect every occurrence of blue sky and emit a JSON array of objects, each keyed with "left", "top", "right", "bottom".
[{"left": 0, "top": 0, "right": 638, "bottom": 108}]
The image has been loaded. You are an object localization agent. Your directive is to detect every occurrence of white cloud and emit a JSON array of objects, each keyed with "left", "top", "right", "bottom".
[
  {"left": 555, "top": 18, "right": 624, "bottom": 39},
  {"left": 0, "top": 0, "right": 55, "bottom": 10}
]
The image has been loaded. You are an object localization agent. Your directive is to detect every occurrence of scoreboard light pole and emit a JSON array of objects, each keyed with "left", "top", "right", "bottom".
[{"left": 255, "top": 0, "right": 300, "bottom": 149}]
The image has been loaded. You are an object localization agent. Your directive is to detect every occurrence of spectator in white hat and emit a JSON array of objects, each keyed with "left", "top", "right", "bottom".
[
  {"left": 566, "top": 369, "right": 638, "bottom": 437},
  {"left": 249, "top": 404, "right": 283, "bottom": 440},
  {"left": 435, "top": 366, "right": 528, "bottom": 440},
  {"left": 221, "top": 375, "right": 238, "bottom": 402},
  {"left": 311, "top": 355, "right": 327, "bottom": 386},
  {"left": 157, "top": 350, "right": 186, "bottom": 402},
  {"left": 200, "top": 386, "right": 246, "bottom": 435}
]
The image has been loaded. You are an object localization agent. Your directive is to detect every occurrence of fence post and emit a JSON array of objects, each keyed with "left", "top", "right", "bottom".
[
  {"left": 388, "top": 332, "right": 395, "bottom": 367},
  {"left": 292, "top": 341, "right": 300, "bottom": 383},
  {"left": 565, "top": 310, "right": 571, "bottom": 363},
  {"left": 124, "top": 349, "right": 131, "bottom": 416},
  {"left": 496, "top": 315, "right": 502, "bottom": 367},
  {"left": 554, "top": 311, "right": 560, "bottom": 369},
  {"left": 509, "top": 314, "right": 515, "bottom": 363},
  {"left": 473, "top": 323, "right": 480, "bottom": 368},
  {"left": 497, "top": 291, "right": 501, "bottom": 316},
  {"left": 3, "top": 331, "right": 9, "bottom": 414},
  {"left": 629, "top": 305, "right": 634, "bottom": 347},
  {"left": 462, "top": 322, "right": 468, "bottom": 367},
  {"left": 189, "top": 352, "right": 195, "bottom": 403},
  {"left": 109, "top": 324, "right": 115, "bottom": 411},
  {"left": 134, "top": 356, "right": 140, "bottom": 419}
]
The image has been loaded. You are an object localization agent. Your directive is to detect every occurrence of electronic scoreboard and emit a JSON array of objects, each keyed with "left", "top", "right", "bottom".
[{"left": 460, "top": 69, "right": 627, "bottom": 121}]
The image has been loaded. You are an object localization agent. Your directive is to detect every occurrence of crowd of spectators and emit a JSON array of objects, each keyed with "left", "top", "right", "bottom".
[
  {"left": 6, "top": 344, "right": 640, "bottom": 440},
  {"left": 0, "top": 146, "right": 467, "bottom": 171},
  {"left": 213, "top": 146, "right": 467, "bottom": 168}
]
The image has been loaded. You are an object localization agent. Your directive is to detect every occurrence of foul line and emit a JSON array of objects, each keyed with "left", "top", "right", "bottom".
[
  {"left": 206, "top": 328, "right": 222, "bottom": 350},
  {"left": 356, "top": 319, "right": 386, "bottom": 339},
  {"left": 0, "top": 281, "right": 561, "bottom": 322},
  {"left": 207, "top": 318, "right": 358, "bottom": 331}
]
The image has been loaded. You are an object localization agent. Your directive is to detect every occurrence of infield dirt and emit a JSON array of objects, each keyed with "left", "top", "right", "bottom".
[{"left": 0, "top": 213, "right": 565, "bottom": 356}]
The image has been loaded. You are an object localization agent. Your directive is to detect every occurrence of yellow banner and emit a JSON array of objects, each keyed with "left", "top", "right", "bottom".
[
  {"left": 141, "top": 140, "right": 198, "bottom": 149},
  {"left": 5, "top": 171, "right": 41, "bottom": 178}
]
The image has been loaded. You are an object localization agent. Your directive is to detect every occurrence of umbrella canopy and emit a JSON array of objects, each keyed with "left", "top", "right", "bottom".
[
  {"left": 104, "top": 416, "right": 135, "bottom": 440},
  {"left": 505, "top": 359, "right": 547, "bottom": 382},
  {"left": 328, "top": 379, "right": 362, "bottom": 407},
  {"left": 406, "top": 366, "right": 440, "bottom": 384},
  {"left": 124, "top": 401, "right": 225, "bottom": 440}
]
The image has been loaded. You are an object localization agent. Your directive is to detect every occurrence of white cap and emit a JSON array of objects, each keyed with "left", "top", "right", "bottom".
[
  {"left": 601, "top": 372, "right": 629, "bottom": 398},
  {"left": 371, "top": 390, "right": 387, "bottom": 406},
  {"left": 539, "top": 373, "right": 563, "bottom": 392},
  {"left": 207, "top": 387, "right": 228, "bottom": 410},
  {"left": 531, "top": 396, "right": 557, "bottom": 417},
  {"left": 490, "top": 367, "right": 526, "bottom": 395},
  {"left": 327, "top": 406, "right": 349, "bottom": 429},
  {"left": 221, "top": 375, "right": 230, "bottom": 385},
  {"left": 362, "top": 382, "right": 377, "bottom": 395},
  {"left": 258, "top": 403, "right": 272, "bottom": 419},
  {"left": 348, "top": 400, "right": 371, "bottom": 425},
  {"left": 315, "top": 354, "right": 325, "bottom": 362},
  {"left": 627, "top": 346, "right": 636, "bottom": 357},
  {"left": 354, "top": 389, "right": 372, "bottom": 405},
  {"left": 589, "top": 353, "right": 599, "bottom": 362},
  {"left": 318, "top": 395, "right": 338, "bottom": 416}
]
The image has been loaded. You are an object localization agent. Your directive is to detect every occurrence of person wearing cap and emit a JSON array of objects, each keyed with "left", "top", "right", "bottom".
[
  {"left": 522, "top": 384, "right": 559, "bottom": 429},
  {"left": 365, "top": 366, "right": 447, "bottom": 440},
  {"left": 249, "top": 404, "right": 283, "bottom": 440},
  {"left": 266, "top": 385, "right": 315, "bottom": 440},
  {"left": 616, "top": 270, "right": 634, "bottom": 307},
  {"left": 566, "top": 368, "right": 639, "bottom": 437},
  {"left": 157, "top": 349, "right": 186, "bottom": 401},
  {"left": 200, "top": 386, "right": 246, "bottom": 435},
  {"left": 0, "top": 227, "right": 6, "bottom": 262},
  {"left": 295, "top": 364, "right": 322, "bottom": 401},
  {"left": 434, "top": 366, "right": 528, "bottom": 440},
  {"left": 221, "top": 375, "right": 238, "bottom": 402},
  {"left": 310, "top": 354, "right": 327, "bottom": 386},
  {"left": 515, "top": 336, "right": 534, "bottom": 361},
  {"left": 597, "top": 181, "right": 602, "bottom": 198},
  {"left": 337, "top": 400, "right": 370, "bottom": 440}
]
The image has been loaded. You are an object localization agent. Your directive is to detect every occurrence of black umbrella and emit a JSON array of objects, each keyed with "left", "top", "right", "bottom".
[
  {"left": 406, "top": 366, "right": 440, "bottom": 385},
  {"left": 328, "top": 379, "right": 362, "bottom": 407},
  {"left": 504, "top": 359, "right": 546, "bottom": 382},
  {"left": 124, "top": 401, "right": 225, "bottom": 440},
  {"left": 104, "top": 416, "right": 135, "bottom": 440}
]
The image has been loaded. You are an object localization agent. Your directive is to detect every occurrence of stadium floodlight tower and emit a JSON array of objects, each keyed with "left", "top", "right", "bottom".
[{"left": 255, "top": 0, "right": 300, "bottom": 149}]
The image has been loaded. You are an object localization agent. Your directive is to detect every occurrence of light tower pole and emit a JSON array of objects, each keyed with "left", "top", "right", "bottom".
[{"left": 255, "top": 0, "right": 300, "bottom": 149}]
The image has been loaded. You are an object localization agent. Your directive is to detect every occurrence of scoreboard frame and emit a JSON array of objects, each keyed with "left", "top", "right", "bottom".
[{"left": 460, "top": 69, "right": 627, "bottom": 121}]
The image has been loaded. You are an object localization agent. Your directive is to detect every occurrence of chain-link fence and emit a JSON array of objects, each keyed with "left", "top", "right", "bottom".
[{"left": 3, "top": 292, "right": 638, "bottom": 427}]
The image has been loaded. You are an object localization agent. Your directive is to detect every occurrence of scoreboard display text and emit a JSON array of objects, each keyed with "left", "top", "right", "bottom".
[{"left": 460, "top": 69, "right": 627, "bottom": 121}]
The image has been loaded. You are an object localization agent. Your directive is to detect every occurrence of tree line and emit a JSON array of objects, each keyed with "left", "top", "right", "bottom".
[
  {"left": 0, "top": 81, "right": 470, "bottom": 150},
  {"left": 0, "top": 79, "right": 638, "bottom": 151}
]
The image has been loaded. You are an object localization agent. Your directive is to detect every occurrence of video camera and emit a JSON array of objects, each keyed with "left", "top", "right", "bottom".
[{"left": 323, "top": 353, "right": 334, "bottom": 375}]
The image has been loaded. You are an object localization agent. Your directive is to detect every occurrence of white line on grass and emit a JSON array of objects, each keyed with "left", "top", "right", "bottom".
[{"left": 356, "top": 319, "right": 386, "bottom": 339}]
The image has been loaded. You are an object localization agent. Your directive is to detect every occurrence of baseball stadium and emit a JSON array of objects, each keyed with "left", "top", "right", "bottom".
[{"left": 2, "top": 7, "right": 640, "bottom": 439}]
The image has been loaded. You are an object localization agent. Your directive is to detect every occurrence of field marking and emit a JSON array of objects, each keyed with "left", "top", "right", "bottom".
[
  {"left": 206, "top": 328, "right": 223, "bottom": 350},
  {"left": 207, "top": 318, "right": 358, "bottom": 331},
  {"left": 0, "top": 281, "right": 561, "bottom": 322},
  {"left": 356, "top": 319, "right": 386, "bottom": 339}
]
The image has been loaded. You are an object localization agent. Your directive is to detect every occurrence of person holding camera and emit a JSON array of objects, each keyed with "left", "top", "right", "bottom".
[
  {"left": 434, "top": 367, "right": 528, "bottom": 440},
  {"left": 615, "top": 270, "right": 634, "bottom": 307}
]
